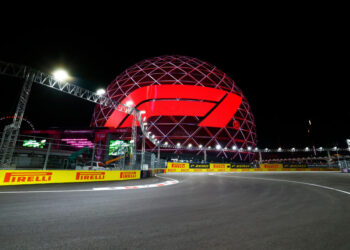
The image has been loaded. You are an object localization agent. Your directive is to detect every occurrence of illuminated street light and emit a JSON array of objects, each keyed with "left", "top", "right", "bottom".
[
  {"left": 305, "top": 147, "right": 310, "bottom": 151},
  {"left": 188, "top": 143, "right": 192, "bottom": 148},
  {"left": 232, "top": 145, "right": 237, "bottom": 150},
  {"left": 216, "top": 144, "right": 221, "bottom": 150},
  {"left": 52, "top": 69, "right": 70, "bottom": 82},
  {"left": 277, "top": 147, "right": 282, "bottom": 152},
  {"left": 96, "top": 88, "right": 105, "bottom": 96},
  {"left": 199, "top": 144, "right": 203, "bottom": 148},
  {"left": 247, "top": 146, "right": 252, "bottom": 151},
  {"left": 176, "top": 142, "right": 181, "bottom": 147},
  {"left": 126, "top": 100, "right": 134, "bottom": 107}
]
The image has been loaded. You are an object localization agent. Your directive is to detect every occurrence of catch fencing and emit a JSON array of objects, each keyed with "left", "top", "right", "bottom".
[{"left": 0, "top": 133, "right": 166, "bottom": 170}]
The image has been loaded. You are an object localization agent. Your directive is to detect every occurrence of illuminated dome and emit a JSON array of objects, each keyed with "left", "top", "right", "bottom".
[{"left": 91, "top": 55, "right": 256, "bottom": 161}]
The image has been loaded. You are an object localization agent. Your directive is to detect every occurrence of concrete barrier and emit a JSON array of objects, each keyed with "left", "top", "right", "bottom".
[{"left": 0, "top": 170, "right": 140, "bottom": 186}]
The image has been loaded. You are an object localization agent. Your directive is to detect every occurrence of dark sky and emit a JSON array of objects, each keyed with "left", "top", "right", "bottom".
[{"left": 0, "top": 9, "right": 348, "bottom": 148}]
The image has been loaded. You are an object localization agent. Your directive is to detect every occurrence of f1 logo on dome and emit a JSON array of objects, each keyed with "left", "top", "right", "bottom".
[{"left": 105, "top": 85, "right": 242, "bottom": 129}]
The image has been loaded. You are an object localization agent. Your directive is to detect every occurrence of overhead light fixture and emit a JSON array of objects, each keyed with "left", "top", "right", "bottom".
[
  {"left": 96, "top": 88, "right": 106, "bottom": 96},
  {"left": 52, "top": 69, "right": 70, "bottom": 82},
  {"left": 126, "top": 100, "right": 134, "bottom": 107}
]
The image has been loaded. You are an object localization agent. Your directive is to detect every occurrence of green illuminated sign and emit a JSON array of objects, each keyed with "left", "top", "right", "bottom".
[
  {"left": 109, "top": 140, "right": 132, "bottom": 156},
  {"left": 23, "top": 139, "right": 46, "bottom": 148}
]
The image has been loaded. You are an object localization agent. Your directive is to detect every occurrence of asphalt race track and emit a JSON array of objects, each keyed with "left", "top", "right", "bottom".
[{"left": 1, "top": 172, "right": 350, "bottom": 250}]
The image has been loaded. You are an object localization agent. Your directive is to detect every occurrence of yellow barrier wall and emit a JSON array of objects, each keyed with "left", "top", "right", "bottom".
[
  {"left": 166, "top": 168, "right": 339, "bottom": 173},
  {"left": 167, "top": 162, "right": 190, "bottom": 169},
  {"left": 259, "top": 163, "right": 283, "bottom": 170},
  {"left": 166, "top": 162, "right": 339, "bottom": 173},
  {"left": 0, "top": 170, "right": 140, "bottom": 186}
]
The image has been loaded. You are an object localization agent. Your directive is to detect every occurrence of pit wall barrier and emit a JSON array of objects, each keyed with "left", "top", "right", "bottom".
[
  {"left": 166, "top": 162, "right": 339, "bottom": 172},
  {"left": 0, "top": 170, "right": 140, "bottom": 186}
]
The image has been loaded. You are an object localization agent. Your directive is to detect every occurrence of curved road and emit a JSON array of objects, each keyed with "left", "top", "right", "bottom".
[{"left": 1, "top": 172, "right": 350, "bottom": 249}]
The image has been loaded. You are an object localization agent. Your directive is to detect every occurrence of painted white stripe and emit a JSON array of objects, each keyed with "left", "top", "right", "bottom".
[
  {"left": 214, "top": 173, "right": 350, "bottom": 196},
  {"left": 0, "top": 176, "right": 179, "bottom": 194}
]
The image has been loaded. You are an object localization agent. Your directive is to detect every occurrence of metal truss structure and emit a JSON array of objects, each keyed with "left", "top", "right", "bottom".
[
  {"left": 0, "top": 60, "right": 156, "bottom": 168},
  {"left": 0, "top": 71, "right": 34, "bottom": 167},
  {"left": 92, "top": 55, "right": 257, "bottom": 161}
]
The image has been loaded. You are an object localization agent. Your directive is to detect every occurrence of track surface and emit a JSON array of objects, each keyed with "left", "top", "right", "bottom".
[{"left": 1, "top": 172, "right": 350, "bottom": 250}]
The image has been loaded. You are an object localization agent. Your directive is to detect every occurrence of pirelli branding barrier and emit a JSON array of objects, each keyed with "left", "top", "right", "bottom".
[
  {"left": 166, "top": 162, "right": 339, "bottom": 172},
  {"left": 259, "top": 163, "right": 283, "bottom": 169},
  {"left": 283, "top": 164, "right": 308, "bottom": 168},
  {"left": 167, "top": 163, "right": 251, "bottom": 172},
  {"left": 190, "top": 163, "right": 210, "bottom": 169},
  {"left": 0, "top": 170, "right": 140, "bottom": 186}
]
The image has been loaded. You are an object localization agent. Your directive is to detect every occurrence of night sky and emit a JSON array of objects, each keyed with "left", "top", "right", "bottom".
[{"left": 0, "top": 13, "right": 347, "bottom": 149}]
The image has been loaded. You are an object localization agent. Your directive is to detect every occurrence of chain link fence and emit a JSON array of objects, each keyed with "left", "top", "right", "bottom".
[{"left": 0, "top": 133, "right": 166, "bottom": 170}]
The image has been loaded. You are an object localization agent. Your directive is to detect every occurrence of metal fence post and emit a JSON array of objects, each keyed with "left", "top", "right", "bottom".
[
  {"left": 259, "top": 151, "right": 262, "bottom": 164},
  {"left": 157, "top": 145, "right": 160, "bottom": 167},
  {"left": 91, "top": 145, "right": 95, "bottom": 168},
  {"left": 43, "top": 142, "right": 52, "bottom": 170},
  {"left": 123, "top": 152, "right": 126, "bottom": 170},
  {"left": 140, "top": 134, "right": 145, "bottom": 170},
  {"left": 130, "top": 111, "right": 137, "bottom": 168}
]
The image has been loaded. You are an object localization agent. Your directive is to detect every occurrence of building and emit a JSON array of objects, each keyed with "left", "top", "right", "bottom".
[{"left": 92, "top": 55, "right": 256, "bottom": 162}]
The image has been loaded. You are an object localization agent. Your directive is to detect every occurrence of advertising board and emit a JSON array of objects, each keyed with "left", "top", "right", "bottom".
[{"left": 0, "top": 170, "right": 140, "bottom": 186}]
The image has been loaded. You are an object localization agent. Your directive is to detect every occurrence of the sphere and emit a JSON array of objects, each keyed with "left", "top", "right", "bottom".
[{"left": 91, "top": 55, "right": 256, "bottom": 161}]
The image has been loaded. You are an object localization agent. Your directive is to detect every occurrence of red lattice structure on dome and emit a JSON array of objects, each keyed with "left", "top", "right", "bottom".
[{"left": 91, "top": 55, "right": 256, "bottom": 161}]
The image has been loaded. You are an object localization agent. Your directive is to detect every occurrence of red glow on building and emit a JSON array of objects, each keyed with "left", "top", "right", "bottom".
[{"left": 92, "top": 55, "right": 256, "bottom": 161}]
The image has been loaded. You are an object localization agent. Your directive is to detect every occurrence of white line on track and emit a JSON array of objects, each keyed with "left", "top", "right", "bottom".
[
  {"left": 213, "top": 173, "right": 350, "bottom": 196},
  {"left": 0, "top": 175, "right": 179, "bottom": 194}
]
